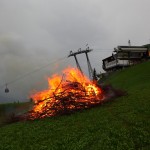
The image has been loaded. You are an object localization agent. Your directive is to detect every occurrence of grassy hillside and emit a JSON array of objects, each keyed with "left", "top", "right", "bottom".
[
  {"left": 106, "top": 61, "right": 150, "bottom": 90},
  {"left": 0, "top": 61, "right": 150, "bottom": 150}
]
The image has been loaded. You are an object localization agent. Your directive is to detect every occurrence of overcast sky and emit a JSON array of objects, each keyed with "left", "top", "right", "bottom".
[{"left": 0, "top": 0, "right": 150, "bottom": 103}]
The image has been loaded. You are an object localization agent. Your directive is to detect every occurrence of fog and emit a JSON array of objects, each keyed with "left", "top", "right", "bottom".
[{"left": 0, "top": 0, "right": 150, "bottom": 103}]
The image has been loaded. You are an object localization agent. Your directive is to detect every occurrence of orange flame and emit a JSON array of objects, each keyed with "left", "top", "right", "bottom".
[{"left": 29, "top": 67, "right": 104, "bottom": 119}]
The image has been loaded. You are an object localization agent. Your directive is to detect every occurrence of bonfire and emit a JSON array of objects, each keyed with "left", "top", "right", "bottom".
[{"left": 28, "top": 67, "right": 104, "bottom": 120}]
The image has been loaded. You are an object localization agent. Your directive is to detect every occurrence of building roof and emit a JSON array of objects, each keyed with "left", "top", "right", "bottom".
[
  {"left": 143, "top": 44, "right": 150, "bottom": 49},
  {"left": 114, "top": 45, "right": 147, "bottom": 52},
  {"left": 102, "top": 54, "right": 116, "bottom": 61},
  {"left": 118, "top": 46, "right": 145, "bottom": 48}
]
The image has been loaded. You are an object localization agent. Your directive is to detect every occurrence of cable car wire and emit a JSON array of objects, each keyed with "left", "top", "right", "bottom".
[
  {"left": 0, "top": 47, "right": 113, "bottom": 90},
  {"left": 0, "top": 56, "right": 66, "bottom": 89}
]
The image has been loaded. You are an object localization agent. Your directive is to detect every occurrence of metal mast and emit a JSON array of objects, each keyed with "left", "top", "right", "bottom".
[
  {"left": 68, "top": 47, "right": 93, "bottom": 79},
  {"left": 68, "top": 50, "right": 83, "bottom": 74},
  {"left": 85, "top": 47, "right": 93, "bottom": 80}
]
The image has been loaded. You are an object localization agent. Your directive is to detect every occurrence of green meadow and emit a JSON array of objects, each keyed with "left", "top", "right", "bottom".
[{"left": 0, "top": 61, "right": 150, "bottom": 150}]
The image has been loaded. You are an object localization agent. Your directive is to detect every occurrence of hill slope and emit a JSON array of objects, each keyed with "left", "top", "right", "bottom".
[
  {"left": 0, "top": 62, "right": 150, "bottom": 150},
  {"left": 106, "top": 61, "right": 150, "bottom": 90}
]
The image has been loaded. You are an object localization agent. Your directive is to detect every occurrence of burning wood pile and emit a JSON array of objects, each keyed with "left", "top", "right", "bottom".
[{"left": 27, "top": 67, "right": 105, "bottom": 120}]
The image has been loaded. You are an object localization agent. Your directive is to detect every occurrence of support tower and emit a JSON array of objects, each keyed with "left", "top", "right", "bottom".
[{"left": 68, "top": 47, "right": 93, "bottom": 80}]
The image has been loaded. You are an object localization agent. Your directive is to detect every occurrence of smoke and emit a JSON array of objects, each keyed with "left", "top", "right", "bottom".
[
  {"left": 0, "top": 0, "right": 150, "bottom": 103},
  {"left": 0, "top": 33, "right": 68, "bottom": 103}
]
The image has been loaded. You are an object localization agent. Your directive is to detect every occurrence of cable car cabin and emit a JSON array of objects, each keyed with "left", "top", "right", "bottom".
[
  {"left": 5, "top": 88, "right": 9, "bottom": 93},
  {"left": 5, "top": 84, "right": 9, "bottom": 93}
]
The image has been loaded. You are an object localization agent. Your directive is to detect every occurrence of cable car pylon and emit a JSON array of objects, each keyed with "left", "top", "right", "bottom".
[{"left": 68, "top": 47, "right": 93, "bottom": 80}]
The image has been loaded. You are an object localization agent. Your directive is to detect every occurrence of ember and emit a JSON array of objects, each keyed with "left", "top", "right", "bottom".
[{"left": 28, "top": 67, "right": 104, "bottom": 120}]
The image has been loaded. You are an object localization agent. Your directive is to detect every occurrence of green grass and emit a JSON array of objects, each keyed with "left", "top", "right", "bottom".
[
  {"left": 0, "top": 61, "right": 150, "bottom": 150},
  {"left": 105, "top": 61, "right": 150, "bottom": 91}
]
